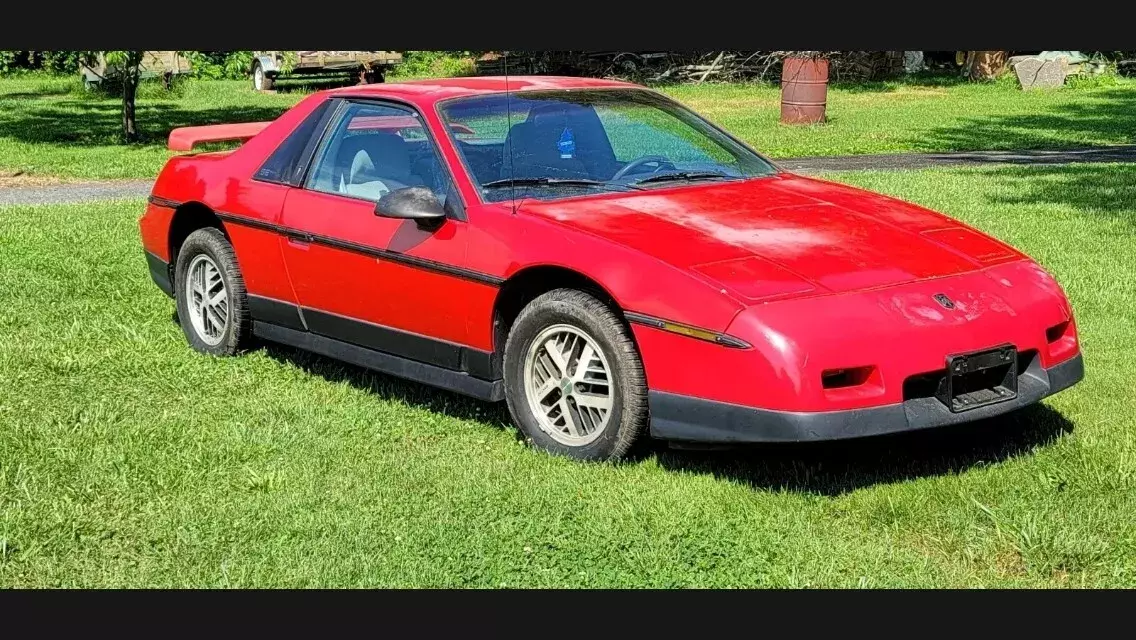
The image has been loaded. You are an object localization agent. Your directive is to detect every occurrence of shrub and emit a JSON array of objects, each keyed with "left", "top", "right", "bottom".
[
  {"left": 1066, "top": 64, "right": 1121, "bottom": 89},
  {"left": 389, "top": 51, "right": 476, "bottom": 79},
  {"left": 0, "top": 51, "right": 94, "bottom": 75},
  {"left": 185, "top": 51, "right": 255, "bottom": 80}
]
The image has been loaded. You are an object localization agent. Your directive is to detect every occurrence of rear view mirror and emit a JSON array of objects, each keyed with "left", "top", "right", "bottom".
[{"left": 374, "top": 187, "right": 446, "bottom": 227}]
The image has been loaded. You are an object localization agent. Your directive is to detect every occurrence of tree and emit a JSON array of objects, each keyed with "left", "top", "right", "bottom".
[
  {"left": 102, "top": 51, "right": 146, "bottom": 142},
  {"left": 965, "top": 51, "right": 1009, "bottom": 81}
]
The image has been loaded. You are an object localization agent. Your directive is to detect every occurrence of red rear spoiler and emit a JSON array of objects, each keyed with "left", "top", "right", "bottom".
[{"left": 167, "top": 122, "right": 272, "bottom": 151}]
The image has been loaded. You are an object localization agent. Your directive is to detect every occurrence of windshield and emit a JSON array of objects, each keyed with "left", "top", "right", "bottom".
[{"left": 438, "top": 89, "right": 778, "bottom": 203}]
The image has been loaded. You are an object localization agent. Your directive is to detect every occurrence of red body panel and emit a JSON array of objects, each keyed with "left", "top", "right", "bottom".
[
  {"left": 641, "top": 260, "right": 1077, "bottom": 411},
  {"left": 139, "top": 202, "right": 174, "bottom": 262},
  {"left": 277, "top": 188, "right": 496, "bottom": 349},
  {"left": 140, "top": 76, "right": 1081, "bottom": 416}
]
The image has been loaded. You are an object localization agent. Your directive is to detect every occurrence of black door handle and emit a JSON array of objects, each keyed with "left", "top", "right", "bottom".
[{"left": 286, "top": 231, "right": 313, "bottom": 245}]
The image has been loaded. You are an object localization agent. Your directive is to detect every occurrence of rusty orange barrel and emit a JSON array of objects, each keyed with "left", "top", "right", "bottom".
[{"left": 780, "top": 57, "right": 829, "bottom": 124}]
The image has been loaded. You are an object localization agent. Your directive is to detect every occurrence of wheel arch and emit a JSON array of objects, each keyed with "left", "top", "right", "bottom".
[
  {"left": 251, "top": 54, "right": 279, "bottom": 75},
  {"left": 168, "top": 201, "right": 229, "bottom": 276},
  {"left": 490, "top": 264, "right": 638, "bottom": 375}
]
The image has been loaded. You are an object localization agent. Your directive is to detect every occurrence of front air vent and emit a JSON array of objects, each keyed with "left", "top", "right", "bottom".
[{"left": 1047, "top": 321, "right": 1070, "bottom": 344}]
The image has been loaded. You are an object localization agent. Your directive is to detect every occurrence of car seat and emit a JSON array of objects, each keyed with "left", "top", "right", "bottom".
[
  {"left": 335, "top": 131, "right": 425, "bottom": 200},
  {"left": 501, "top": 102, "right": 620, "bottom": 181}
]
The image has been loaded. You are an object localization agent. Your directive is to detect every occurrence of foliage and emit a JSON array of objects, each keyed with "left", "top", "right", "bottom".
[
  {"left": 0, "top": 51, "right": 97, "bottom": 75},
  {"left": 1066, "top": 64, "right": 1122, "bottom": 89},
  {"left": 389, "top": 51, "right": 476, "bottom": 79},
  {"left": 0, "top": 51, "right": 258, "bottom": 79},
  {"left": 277, "top": 51, "right": 298, "bottom": 76},
  {"left": 184, "top": 51, "right": 255, "bottom": 80}
]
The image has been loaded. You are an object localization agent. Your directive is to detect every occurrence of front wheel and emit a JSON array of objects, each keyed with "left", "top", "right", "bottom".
[{"left": 503, "top": 289, "right": 648, "bottom": 461}]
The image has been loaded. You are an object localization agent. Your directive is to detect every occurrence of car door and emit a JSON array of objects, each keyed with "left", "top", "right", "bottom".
[{"left": 278, "top": 99, "right": 498, "bottom": 375}]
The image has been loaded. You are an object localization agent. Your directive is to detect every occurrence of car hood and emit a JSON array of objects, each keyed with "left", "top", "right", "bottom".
[{"left": 518, "top": 174, "right": 1024, "bottom": 303}]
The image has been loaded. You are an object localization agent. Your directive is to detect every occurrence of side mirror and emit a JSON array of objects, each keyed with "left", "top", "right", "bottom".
[{"left": 374, "top": 187, "right": 446, "bottom": 228}]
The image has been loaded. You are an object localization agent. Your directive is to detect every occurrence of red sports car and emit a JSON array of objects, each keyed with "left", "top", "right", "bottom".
[{"left": 140, "top": 76, "right": 1084, "bottom": 461}]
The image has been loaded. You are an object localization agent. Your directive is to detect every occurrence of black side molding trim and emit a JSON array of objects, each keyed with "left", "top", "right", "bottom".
[
  {"left": 245, "top": 296, "right": 497, "bottom": 381},
  {"left": 303, "top": 308, "right": 466, "bottom": 371},
  {"left": 154, "top": 198, "right": 746, "bottom": 350},
  {"left": 248, "top": 295, "right": 306, "bottom": 331},
  {"left": 213, "top": 211, "right": 504, "bottom": 287},
  {"left": 148, "top": 195, "right": 181, "bottom": 209},
  {"left": 214, "top": 211, "right": 283, "bottom": 235},
  {"left": 461, "top": 348, "right": 498, "bottom": 381},
  {"left": 145, "top": 251, "right": 174, "bottom": 297},
  {"left": 253, "top": 321, "right": 505, "bottom": 402},
  {"left": 650, "top": 353, "right": 1085, "bottom": 443}
]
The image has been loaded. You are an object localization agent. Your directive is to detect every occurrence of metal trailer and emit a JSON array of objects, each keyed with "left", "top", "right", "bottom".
[
  {"left": 79, "top": 51, "right": 192, "bottom": 90},
  {"left": 250, "top": 51, "right": 403, "bottom": 91}
]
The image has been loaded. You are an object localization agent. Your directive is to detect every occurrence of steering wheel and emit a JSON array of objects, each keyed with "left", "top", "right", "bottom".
[{"left": 611, "top": 155, "right": 676, "bottom": 181}]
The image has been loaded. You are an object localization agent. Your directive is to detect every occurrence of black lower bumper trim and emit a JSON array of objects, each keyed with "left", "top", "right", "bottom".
[
  {"left": 145, "top": 251, "right": 173, "bottom": 297},
  {"left": 649, "top": 353, "right": 1085, "bottom": 443}
]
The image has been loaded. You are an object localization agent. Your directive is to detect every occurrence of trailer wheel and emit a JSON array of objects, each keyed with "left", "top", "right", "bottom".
[
  {"left": 252, "top": 61, "right": 275, "bottom": 91},
  {"left": 359, "top": 66, "right": 383, "bottom": 84}
]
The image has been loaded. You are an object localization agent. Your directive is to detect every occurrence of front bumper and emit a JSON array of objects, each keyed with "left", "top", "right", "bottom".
[{"left": 649, "top": 353, "right": 1084, "bottom": 443}]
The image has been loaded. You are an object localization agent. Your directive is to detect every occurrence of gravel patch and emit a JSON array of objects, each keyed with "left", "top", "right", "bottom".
[{"left": 0, "top": 180, "right": 154, "bottom": 206}]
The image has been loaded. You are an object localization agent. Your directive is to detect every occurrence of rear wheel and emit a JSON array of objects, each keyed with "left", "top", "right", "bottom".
[
  {"left": 503, "top": 289, "right": 648, "bottom": 461},
  {"left": 174, "top": 228, "right": 251, "bottom": 356}
]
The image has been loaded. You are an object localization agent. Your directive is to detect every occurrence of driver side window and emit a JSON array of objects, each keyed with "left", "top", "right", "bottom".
[{"left": 306, "top": 102, "right": 451, "bottom": 204}]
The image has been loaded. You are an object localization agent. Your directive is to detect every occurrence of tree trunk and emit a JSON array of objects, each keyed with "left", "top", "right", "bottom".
[
  {"left": 966, "top": 51, "right": 1008, "bottom": 81},
  {"left": 121, "top": 51, "right": 144, "bottom": 142}
]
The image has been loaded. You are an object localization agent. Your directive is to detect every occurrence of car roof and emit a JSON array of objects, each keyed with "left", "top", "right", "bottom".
[{"left": 322, "top": 75, "right": 645, "bottom": 107}]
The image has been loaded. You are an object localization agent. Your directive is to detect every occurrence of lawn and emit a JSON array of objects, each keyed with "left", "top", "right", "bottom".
[
  {"left": 0, "top": 164, "right": 1133, "bottom": 587},
  {"left": 1, "top": 73, "right": 1134, "bottom": 181}
]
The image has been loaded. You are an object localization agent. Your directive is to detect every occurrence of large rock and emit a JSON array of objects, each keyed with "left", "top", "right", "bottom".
[
  {"left": 903, "top": 51, "right": 924, "bottom": 73},
  {"left": 1014, "top": 57, "right": 1068, "bottom": 90}
]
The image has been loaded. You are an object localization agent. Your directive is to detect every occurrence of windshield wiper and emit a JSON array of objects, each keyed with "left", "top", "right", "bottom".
[
  {"left": 630, "top": 171, "right": 738, "bottom": 186},
  {"left": 482, "top": 177, "right": 615, "bottom": 189}
]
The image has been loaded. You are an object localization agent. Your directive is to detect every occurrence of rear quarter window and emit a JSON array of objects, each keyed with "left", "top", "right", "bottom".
[{"left": 254, "top": 99, "right": 335, "bottom": 185}]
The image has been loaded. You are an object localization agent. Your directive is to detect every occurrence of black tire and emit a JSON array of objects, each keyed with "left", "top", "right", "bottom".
[
  {"left": 503, "top": 289, "right": 648, "bottom": 462},
  {"left": 252, "top": 61, "right": 275, "bottom": 91},
  {"left": 173, "top": 227, "right": 251, "bottom": 356}
]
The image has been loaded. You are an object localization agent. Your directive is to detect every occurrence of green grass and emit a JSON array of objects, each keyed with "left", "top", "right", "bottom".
[
  {"left": 665, "top": 74, "right": 1136, "bottom": 158},
  {"left": 1, "top": 164, "right": 1134, "bottom": 587},
  {"left": 1, "top": 73, "right": 1135, "bottom": 181},
  {"left": 0, "top": 77, "right": 304, "bottom": 180}
]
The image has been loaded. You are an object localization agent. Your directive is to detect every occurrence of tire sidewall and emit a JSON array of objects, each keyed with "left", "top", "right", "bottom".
[
  {"left": 504, "top": 294, "right": 641, "bottom": 461},
  {"left": 174, "top": 228, "right": 246, "bottom": 356},
  {"left": 252, "top": 62, "right": 275, "bottom": 91}
]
